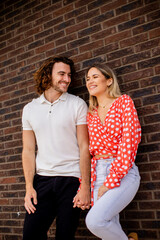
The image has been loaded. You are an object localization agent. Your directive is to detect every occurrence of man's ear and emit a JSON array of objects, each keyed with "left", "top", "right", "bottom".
[{"left": 107, "top": 78, "right": 113, "bottom": 87}]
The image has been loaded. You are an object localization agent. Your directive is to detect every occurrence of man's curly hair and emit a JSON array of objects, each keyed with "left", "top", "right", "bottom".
[{"left": 34, "top": 56, "right": 75, "bottom": 94}]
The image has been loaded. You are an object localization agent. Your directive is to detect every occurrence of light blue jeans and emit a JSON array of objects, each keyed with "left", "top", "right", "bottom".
[{"left": 86, "top": 158, "right": 140, "bottom": 240}]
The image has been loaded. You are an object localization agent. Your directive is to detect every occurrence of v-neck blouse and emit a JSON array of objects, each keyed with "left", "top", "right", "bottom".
[{"left": 87, "top": 94, "right": 141, "bottom": 205}]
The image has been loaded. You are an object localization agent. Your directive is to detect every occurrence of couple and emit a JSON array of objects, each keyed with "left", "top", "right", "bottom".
[{"left": 22, "top": 56, "right": 141, "bottom": 240}]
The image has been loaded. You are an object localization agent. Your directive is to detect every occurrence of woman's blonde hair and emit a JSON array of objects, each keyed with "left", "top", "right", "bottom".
[{"left": 85, "top": 63, "right": 121, "bottom": 112}]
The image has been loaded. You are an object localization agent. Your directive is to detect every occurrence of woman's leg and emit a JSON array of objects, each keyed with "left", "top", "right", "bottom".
[{"left": 86, "top": 164, "right": 140, "bottom": 240}]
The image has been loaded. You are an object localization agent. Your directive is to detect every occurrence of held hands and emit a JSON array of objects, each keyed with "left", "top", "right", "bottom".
[
  {"left": 24, "top": 186, "right": 37, "bottom": 214},
  {"left": 73, "top": 185, "right": 91, "bottom": 210},
  {"left": 97, "top": 185, "right": 109, "bottom": 200}
]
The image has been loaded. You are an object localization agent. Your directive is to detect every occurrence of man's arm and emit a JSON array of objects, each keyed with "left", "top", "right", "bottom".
[
  {"left": 22, "top": 130, "right": 37, "bottom": 214},
  {"left": 73, "top": 124, "right": 91, "bottom": 209}
]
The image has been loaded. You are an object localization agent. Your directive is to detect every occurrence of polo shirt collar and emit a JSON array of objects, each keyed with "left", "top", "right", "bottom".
[{"left": 40, "top": 92, "right": 68, "bottom": 104}]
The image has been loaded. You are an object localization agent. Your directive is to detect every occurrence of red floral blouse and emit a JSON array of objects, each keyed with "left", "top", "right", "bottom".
[{"left": 87, "top": 95, "right": 141, "bottom": 205}]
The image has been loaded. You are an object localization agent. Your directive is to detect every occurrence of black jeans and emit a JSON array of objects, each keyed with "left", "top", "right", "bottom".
[{"left": 23, "top": 175, "right": 80, "bottom": 240}]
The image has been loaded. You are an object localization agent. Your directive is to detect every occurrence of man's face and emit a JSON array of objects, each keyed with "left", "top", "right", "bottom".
[{"left": 51, "top": 62, "right": 71, "bottom": 93}]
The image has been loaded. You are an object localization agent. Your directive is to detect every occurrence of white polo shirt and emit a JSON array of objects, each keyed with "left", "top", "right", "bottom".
[{"left": 22, "top": 92, "right": 88, "bottom": 178}]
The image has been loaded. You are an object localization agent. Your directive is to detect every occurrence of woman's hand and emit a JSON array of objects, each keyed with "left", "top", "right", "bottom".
[{"left": 97, "top": 185, "right": 109, "bottom": 200}]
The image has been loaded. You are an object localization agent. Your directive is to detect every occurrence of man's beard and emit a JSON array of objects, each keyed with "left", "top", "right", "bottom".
[{"left": 52, "top": 81, "right": 69, "bottom": 93}]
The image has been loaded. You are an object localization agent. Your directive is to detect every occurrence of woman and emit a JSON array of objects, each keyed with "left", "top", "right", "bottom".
[{"left": 85, "top": 63, "right": 141, "bottom": 240}]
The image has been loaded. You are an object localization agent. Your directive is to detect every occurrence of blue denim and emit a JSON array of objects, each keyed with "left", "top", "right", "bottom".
[{"left": 86, "top": 159, "right": 140, "bottom": 240}]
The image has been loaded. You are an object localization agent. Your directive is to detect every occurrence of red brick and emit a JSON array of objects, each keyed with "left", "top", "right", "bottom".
[
  {"left": 130, "top": 3, "right": 159, "bottom": 19},
  {"left": 120, "top": 33, "right": 148, "bottom": 48},
  {"left": 93, "top": 42, "right": 119, "bottom": 57},
  {"left": 77, "top": 9, "right": 100, "bottom": 23},
  {"left": 71, "top": 52, "right": 92, "bottom": 63},
  {"left": 43, "top": 2, "right": 62, "bottom": 16},
  {"left": 80, "top": 40, "right": 103, "bottom": 53},
  {"left": 0, "top": 177, "right": 17, "bottom": 184},
  {"left": 149, "top": 28, "right": 160, "bottom": 39},
  {"left": 101, "top": 0, "right": 127, "bottom": 13},
  {"left": 46, "top": 45, "right": 66, "bottom": 57},
  {"left": 64, "top": 6, "right": 86, "bottom": 20},
  {"left": 133, "top": 20, "right": 160, "bottom": 35},
  {"left": 103, "top": 13, "right": 129, "bottom": 29},
  {"left": 53, "top": 4, "right": 74, "bottom": 17},
  {"left": 122, "top": 68, "right": 153, "bottom": 82},
  {"left": 55, "top": 33, "right": 77, "bottom": 46},
  {"left": 104, "top": 29, "right": 131, "bottom": 45},
  {"left": 0, "top": 0, "right": 160, "bottom": 239},
  {"left": 66, "top": 21, "right": 89, "bottom": 35}
]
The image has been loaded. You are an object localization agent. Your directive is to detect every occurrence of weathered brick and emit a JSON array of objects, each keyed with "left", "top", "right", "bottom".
[
  {"left": 131, "top": 3, "right": 159, "bottom": 19},
  {"left": 116, "top": 1, "right": 143, "bottom": 15},
  {"left": 77, "top": 9, "right": 100, "bottom": 23},
  {"left": 0, "top": 0, "right": 160, "bottom": 239},
  {"left": 152, "top": 172, "right": 160, "bottom": 181},
  {"left": 14, "top": 10, "right": 31, "bottom": 22},
  {"left": 15, "top": 23, "right": 33, "bottom": 35},
  {"left": 46, "top": 45, "right": 66, "bottom": 57},
  {"left": 43, "top": 2, "right": 62, "bottom": 16},
  {"left": 104, "top": 29, "right": 131, "bottom": 45},
  {"left": 116, "top": 64, "right": 137, "bottom": 75},
  {"left": 147, "top": 9, "right": 160, "bottom": 21},
  {"left": 130, "top": 86, "right": 156, "bottom": 98},
  {"left": 66, "top": 21, "right": 89, "bottom": 35},
  {"left": 139, "top": 201, "right": 160, "bottom": 210},
  {"left": 118, "top": 16, "right": 145, "bottom": 31},
  {"left": 35, "top": 29, "right": 53, "bottom": 41},
  {"left": 144, "top": 113, "right": 160, "bottom": 124},
  {"left": 32, "top": 2, "right": 51, "bottom": 13},
  {"left": 82, "top": 56, "right": 105, "bottom": 68},
  {"left": 101, "top": 0, "right": 127, "bottom": 13},
  {"left": 138, "top": 56, "right": 160, "bottom": 69},
  {"left": 137, "top": 104, "right": 159, "bottom": 116},
  {"left": 143, "top": 94, "right": 160, "bottom": 105},
  {"left": 133, "top": 20, "right": 160, "bottom": 35},
  {"left": 140, "top": 76, "right": 160, "bottom": 88},
  {"left": 122, "top": 51, "right": 150, "bottom": 65},
  {"left": 103, "top": 13, "right": 129, "bottom": 29},
  {"left": 15, "top": 36, "right": 34, "bottom": 48},
  {"left": 44, "top": 16, "right": 63, "bottom": 29},
  {"left": 107, "top": 47, "right": 134, "bottom": 61},
  {"left": 67, "top": 37, "right": 89, "bottom": 50},
  {"left": 138, "top": 143, "right": 160, "bottom": 153},
  {"left": 55, "top": 33, "right": 77, "bottom": 46},
  {"left": 142, "top": 123, "right": 160, "bottom": 134},
  {"left": 65, "top": 6, "right": 86, "bottom": 20},
  {"left": 78, "top": 24, "right": 101, "bottom": 38},
  {"left": 54, "top": 19, "right": 75, "bottom": 32},
  {"left": 123, "top": 68, "right": 153, "bottom": 82},
  {"left": 45, "top": 31, "right": 64, "bottom": 44},
  {"left": 90, "top": 10, "right": 114, "bottom": 26},
  {"left": 54, "top": 4, "right": 74, "bottom": 17},
  {"left": 71, "top": 52, "right": 92, "bottom": 63},
  {"left": 93, "top": 42, "right": 119, "bottom": 57}
]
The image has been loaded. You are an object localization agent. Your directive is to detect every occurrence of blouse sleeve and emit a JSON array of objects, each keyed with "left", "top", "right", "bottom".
[{"left": 104, "top": 95, "right": 141, "bottom": 189}]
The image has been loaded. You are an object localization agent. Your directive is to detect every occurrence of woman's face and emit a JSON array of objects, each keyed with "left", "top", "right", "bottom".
[{"left": 86, "top": 67, "right": 112, "bottom": 97}]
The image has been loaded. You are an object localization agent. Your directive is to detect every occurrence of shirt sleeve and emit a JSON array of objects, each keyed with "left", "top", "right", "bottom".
[
  {"left": 22, "top": 104, "right": 33, "bottom": 130},
  {"left": 76, "top": 97, "right": 88, "bottom": 125},
  {"left": 104, "top": 95, "right": 141, "bottom": 189}
]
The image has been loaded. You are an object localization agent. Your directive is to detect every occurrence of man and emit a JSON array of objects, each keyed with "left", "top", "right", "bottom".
[{"left": 22, "top": 56, "right": 91, "bottom": 240}]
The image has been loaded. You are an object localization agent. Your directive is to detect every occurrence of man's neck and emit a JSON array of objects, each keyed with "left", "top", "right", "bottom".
[{"left": 44, "top": 88, "right": 63, "bottom": 103}]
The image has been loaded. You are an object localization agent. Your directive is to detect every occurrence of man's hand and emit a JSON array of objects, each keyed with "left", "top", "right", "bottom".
[
  {"left": 73, "top": 185, "right": 91, "bottom": 210},
  {"left": 24, "top": 186, "right": 37, "bottom": 214},
  {"left": 97, "top": 185, "right": 109, "bottom": 200}
]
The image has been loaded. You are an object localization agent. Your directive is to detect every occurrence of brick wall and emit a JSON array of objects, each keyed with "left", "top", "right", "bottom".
[{"left": 0, "top": 0, "right": 160, "bottom": 239}]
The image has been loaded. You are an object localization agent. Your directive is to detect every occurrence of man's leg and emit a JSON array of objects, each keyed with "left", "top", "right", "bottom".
[
  {"left": 55, "top": 176, "right": 81, "bottom": 240},
  {"left": 23, "top": 175, "right": 57, "bottom": 240}
]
